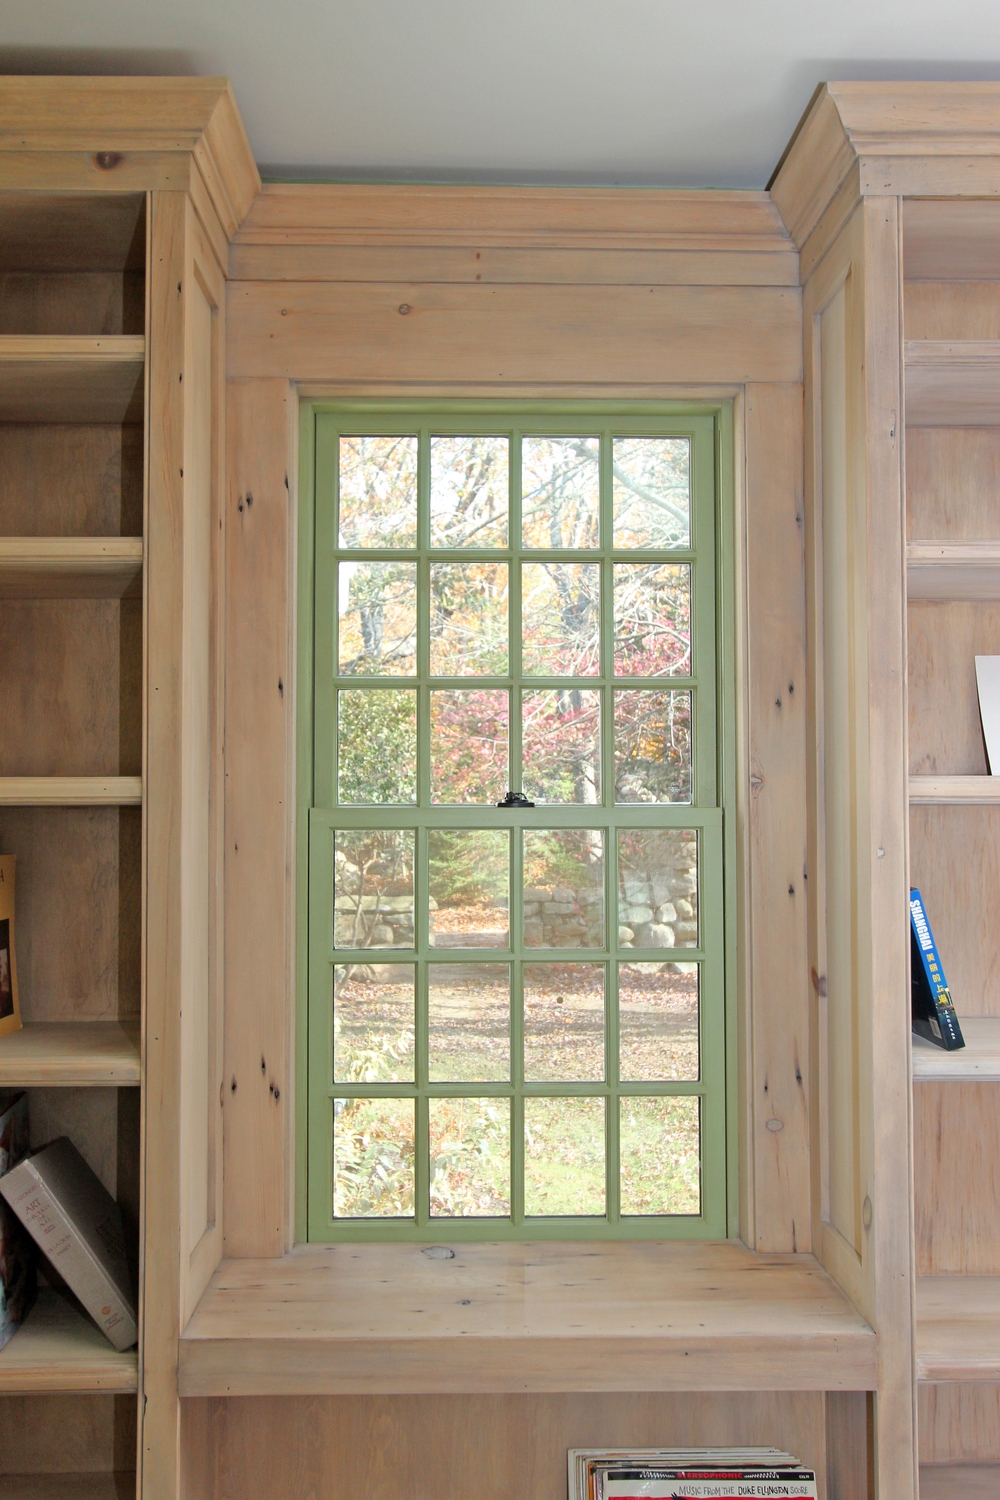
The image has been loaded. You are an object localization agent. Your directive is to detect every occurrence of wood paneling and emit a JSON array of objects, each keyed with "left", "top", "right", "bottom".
[
  {"left": 904, "top": 200, "right": 1000, "bottom": 283},
  {"left": 903, "top": 283, "right": 1000, "bottom": 342},
  {"left": 905, "top": 343, "right": 1000, "bottom": 428},
  {"left": 909, "top": 806, "right": 1000, "bottom": 1015},
  {"left": 0, "top": 271, "right": 145, "bottom": 337},
  {"left": 223, "top": 377, "right": 293, "bottom": 1258},
  {"left": 919, "top": 1384, "right": 1000, "bottom": 1464},
  {"left": 0, "top": 424, "right": 143, "bottom": 538},
  {"left": 0, "top": 1391, "right": 136, "bottom": 1474},
  {"left": 919, "top": 1466, "right": 1000, "bottom": 1499},
  {"left": 203, "top": 1391, "right": 828, "bottom": 1500},
  {"left": 740, "top": 383, "right": 810, "bottom": 1253},
  {"left": 179, "top": 1241, "right": 876, "bottom": 1397},
  {"left": 825, "top": 1391, "right": 871, "bottom": 1500},
  {"left": 0, "top": 192, "right": 145, "bottom": 273},
  {"left": 915, "top": 1084, "right": 1000, "bottom": 1275},
  {"left": 226, "top": 281, "right": 801, "bottom": 385},
  {"left": 917, "top": 1279, "right": 1000, "bottom": 1381},
  {"left": 907, "top": 601, "right": 1000, "bottom": 775},
  {"left": 906, "top": 428, "right": 1000, "bottom": 543}
]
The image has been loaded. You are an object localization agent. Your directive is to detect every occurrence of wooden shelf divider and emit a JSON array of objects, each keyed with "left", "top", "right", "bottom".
[
  {"left": 0, "top": 538, "right": 143, "bottom": 599},
  {"left": 917, "top": 1277, "right": 1000, "bottom": 1382},
  {"left": 0, "top": 335, "right": 145, "bottom": 423},
  {"left": 0, "top": 1020, "right": 140, "bottom": 1086},
  {"left": 913, "top": 1016, "right": 1000, "bottom": 1081},
  {"left": 909, "top": 776, "right": 1000, "bottom": 805},
  {"left": 0, "top": 776, "right": 142, "bottom": 807},
  {"left": 907, "top": 540, "right": 1000, "bottom": 601},
  {"left": 905, "top": 340, "right": 1000, "bottom": 427},
  {"left": 0, "top": 1289, "right": 137, "bottom": 1394}
]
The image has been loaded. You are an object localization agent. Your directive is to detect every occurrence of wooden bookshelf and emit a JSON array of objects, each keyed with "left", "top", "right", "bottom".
[
  {"left": 0, "top": 777, "right": 142, "bottom": 806},
  {"left": 909, "top": 776, "right": 1000, "bottom": 805},
  {"left": 913, "top": 1018, "right": 1000, "bottom": 1082},
  {"left": 0, "top": 337, "right": 145, "bottom": 423},
  {"left": 916, "top": 1278, "right": 1000, "bottom": 1382},
  {"left": 0, "top": 1290, "right": 137, "bottom": 1394},
  {"left": 907, "top": 541, "right": 1000, "bottom": 601},
  {"left": 905, "top": 341, "right": 1000, "bottom": 427},
  {"left": 0, "top": 1021, "right": 140, "bottom": 1086},
  {"left": 0, "top": 538, "right": 143, "bottom": 600}
]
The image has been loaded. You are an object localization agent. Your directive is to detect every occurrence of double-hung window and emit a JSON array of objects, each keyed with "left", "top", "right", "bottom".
[{"left": 305, "top": 405, "right": 730, "bottom": 1239}]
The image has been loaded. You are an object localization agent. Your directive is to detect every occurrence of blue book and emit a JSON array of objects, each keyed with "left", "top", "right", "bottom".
[{"left": 910, "top": 889, "right": 965, "bottom": 1051}]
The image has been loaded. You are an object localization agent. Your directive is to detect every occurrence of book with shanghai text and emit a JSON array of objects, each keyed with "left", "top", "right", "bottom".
[{"left": 910, "top": 888, "right": 965, "bottom": 1051}]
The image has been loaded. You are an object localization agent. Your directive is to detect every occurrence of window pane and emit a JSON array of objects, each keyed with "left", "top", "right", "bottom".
[
  {"left": 523, "top": 829, "right": 605, "bottom": 949},
  {"left": 429, "top": 962, "right": 510, "bottom": 1082},
  {"left": 430, "top": 689, "right": 509, "bottom": 805},
  {"left": 430, "top": 435, "right": 508, "bottom": 548},
  {"left": 617, "top": 829, "right": 699, "bottom": 949},
  {"left": 613, "top": 563, "right": 690, "bottom": 677},
  {"left": 614, "top": 689, "right": 692, "bottom": 803},
  {"left": 428, "top": 829, "right": 510, "bottom": 949},
  {"left": 339, "top": 561, "right": 417, "bottom": 676},
  {"left": 619, "top": 1096, "right": 700, "bottom": 1215},
  {"left": 334, "top": 830, "right": 414, "bottom": 950},
  {"left": 333, "top": 1097, "right": 415, "bottom": 1218},
  {"left": 618, "top": 962, "right": 699, "bottom": 1081},
  {"left": 523, "top": 963, "right": 604, "bottom": 1082},
  {"left": 429, "top": 1098, "right": 511, "bottom": 1216},
  {"left": 339, "top": 435, "right": 418, "bottom": 548},
  {"left": 521, "top": 689, "right": 601, "bottom": 805},
  {"left": 334, "top": 964, "right": 415, "bottom": 1082},
  {"left": 521, "top": 562, "right": 600, "bottom": 676},
  {"left": 521, "top": 436, "right": 600, "bottom": 549},
  {"left": 524, "top": 1097, "right": 605, "bottom": 1216},
  {"left": 430, "top": 563, "right": 509, "bottom": 676},
  {"left": 612, "top": 437, "right": 690, "bottom": 549},
  {"left": 338, "top": 689, "right": 416, "bottom": 804}
]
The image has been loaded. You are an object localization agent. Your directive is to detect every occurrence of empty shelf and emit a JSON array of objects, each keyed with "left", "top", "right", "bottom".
[
  {"left": 909, "top": 777, "right": 1000, "bottom": 805},
  {"left": 0, "top": 538, "right": 142, "bottom": 599},
  {"left": 908, "top": 541, "right": 1000, "bottom": 601},
  {"left": 0, "top": 1020, "right": 140, "bottom": 1086},
  {"left": 905, "top": 341, "right": 1000, "bottom": 427},
  {"left": 917, "top": 1277, "right": 1000, "bottom": 1382},
  {"left": 0, "top": 777, "right": 142, "bottom": 806},
  {"left": 0, "top": 336, "right": 144, "bottom": 423}
]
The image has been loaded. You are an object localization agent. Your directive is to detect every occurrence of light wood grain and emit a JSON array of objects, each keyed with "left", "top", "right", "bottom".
[
  {"left": 0, "top": 271, "right": 144, "bottom": 338},
  {"left": 906, "top": 428, "right": 1000, "bottom": 542},
  {"left": 0, "top": 337, "right": 144, "bottom": 423},
  {"left": 0, "top": 192, "right": 146, "bottom": 273},
  {"left": 223, "top": 378, "right": 293, "bottom": 1258},
  {"left": 905, "top": 341, "right": 1000, "bottom": 427},
  {"left": 915, "top": 1086, "right": 1000, "bottom": 1276},
  {"left": 913, "top": 1017, "right": 1000, "bottom": 1080},
  {"left": 0, "top": 424, "right": 144, "bottom": 538},
  {"left": 909, "top": 806, "right": 1000, "bottom": 1016},
  {"left": 825, "top": 1391, "right": 871, "bottom": 1500},
  {"left": 0, "top": 1021, "right": 139, "bottom": 1085},
  {"left": 740, "top": 383, "right": 810, "bottom": 1252},
  {"left": 908, "top": 542, "right": 1000, "bottom": 600},
  {"left": 904, "top": 283, "right": 1000, "bottom": 341},
  {"left": 178, "top": 1241, "right": 876, "bottom": 1396},
  {"left": 919, "top": 1466, "right": 1000, "bottom": 1499},
  {"left": 203, "top": 1391, "right": 827, "bottom": 1500},
  {"left": 0, "top": 1291, "right": 137, "bottom": 1394},
  {"left": 226, "top": 281, "right": 802, "bottom": 385},
  {"left": 919, "top": 1384, "right": 1000, "bottom": 1463},
  {"left": 0, "top": 778, "right": 142, "bottom": 806},
  {"left": 917, "top": 1279, "right": 1000, "bottom": 1381},
  {"left": 907, "top": 600, "right": 1000, "bottom": 775},
  {"left": 0, "top": 1390, "right": 136, "bottom": 1477},
  {"left": 0, "top": 539, "right": 142, "bottom": 599},
  {"left": 910, "top": 775, "right": 1000, "bottom": 803},
  {"left": 904, "top": 200, "right": 1000, "bottom": 282}
]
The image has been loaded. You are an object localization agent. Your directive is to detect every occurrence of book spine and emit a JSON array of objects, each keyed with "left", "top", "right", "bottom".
[
  {"left": 1, "top": 1162, "right": 136, "bottom": 1351},
  {"left": 909, "top": 889, "right": 965, "bottom": 1050}
]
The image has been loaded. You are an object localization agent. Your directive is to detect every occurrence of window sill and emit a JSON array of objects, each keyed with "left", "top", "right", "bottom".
[{"left": 178, "top": 1238, "right": 876, "bottom": 1396}]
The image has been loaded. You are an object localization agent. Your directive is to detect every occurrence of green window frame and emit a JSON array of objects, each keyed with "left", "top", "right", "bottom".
[{"left": 300, "top": 402, "right": 734, "bottom": 1241}]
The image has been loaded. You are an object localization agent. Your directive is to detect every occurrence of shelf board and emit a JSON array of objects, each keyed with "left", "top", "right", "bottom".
[
  {"left": 917, "top": 1277, "right": 1000, "bottom": 1382},
  {"left": 0, "top": 1020, "right": 140, "bottom": 1086},
  {"left": 3, "top": 1476, "right": 135, "bottom": 1500},
  {"left": 905, "top": 341, "right": 1000, "bottom": 427},
  {"left": 0, "top": 777, "right": 142, "bottom": 807},
  {"left": 0, "top": 1288, "right": 137, "bottom": 1393},
  {"left": 913, "top": 1016, "right": 1000, "bottom": 1082},
  {"left": 0, "top": 336, "right": 145, "bottom": 423},
  {"left": 919, "top": 1466, "right": 1000, "bottom": 1500},
  {"left": 178, "top": 1239, "right": 877, "bottom": 1397},
  {"left": 909, "top": 776, "right": 1000, "bottom": 805},
  {"left": 0, "top": 538, "right": 142, "bottom": 599},
  {"left": 907, "top": 541, "right": 1000, "bottom": 601}
]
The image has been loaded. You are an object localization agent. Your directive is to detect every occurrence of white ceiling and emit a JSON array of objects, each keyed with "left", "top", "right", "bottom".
[{"left": 3, "top": 0, "right": 1000, "bottom": 188}]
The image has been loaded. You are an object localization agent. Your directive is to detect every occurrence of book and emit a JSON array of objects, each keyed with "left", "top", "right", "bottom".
[
  {"left": 0, "top": 855, "right": 21, "bottom": 1038},
  {"left": 0, "top": 1089, "right": 36, "bottom": 1350},
  {"left": 910, "top": 888, "right": 965, "bottom": 1051},
  {"left": 975, "top": 655, "right": 1000, "bottom": 774},
  {"left": 0, "top": 1136, "right": 137, "bottom": 1351},
  {"left": 569, "top": 1450, "right": 816, "bottom": 1500}
]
